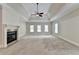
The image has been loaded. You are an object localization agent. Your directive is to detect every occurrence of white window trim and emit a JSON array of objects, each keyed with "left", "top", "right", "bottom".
[
  {"left": 44, "top": 25, "right": 48, "bottom": 32},
  {"left": 30, "top": 25, "right": 34, "bottom": 32},
  {"left": 37, "top": 25, "right": 41, "bottom": 32},
  {"left": 55, "top": 23, "right": 58, "bottom": 33}
]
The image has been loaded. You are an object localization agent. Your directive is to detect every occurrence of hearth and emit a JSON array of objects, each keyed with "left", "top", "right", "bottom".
[{"left": 7, "top": 31, "right": 17, "bottom": 44}]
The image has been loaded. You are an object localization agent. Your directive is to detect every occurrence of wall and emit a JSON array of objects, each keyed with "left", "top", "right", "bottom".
[
  {"left": 18, "top": 23, "right": 26, "bottom": 39},
  {"left": 2, "top": 5, "right": 26, "bottom": 40},
  {"left": 58, "top": 17, "right": 79, "bottom": 46},
  {"left": 54, "top": 8, "right": 79, "bottom": 46},
  {"left": 0, "top": 5, "right": 3, "bottom": 48},
  {"left": 26, "top": 22, "right": 52, "bottom": 36}
]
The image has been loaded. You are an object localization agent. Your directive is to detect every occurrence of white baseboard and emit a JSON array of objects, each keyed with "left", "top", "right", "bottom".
[{"left": 56, "top": 35, "right": 79, "bottom": 47}]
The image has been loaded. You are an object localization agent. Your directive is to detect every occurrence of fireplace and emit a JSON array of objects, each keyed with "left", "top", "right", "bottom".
[
  {"left": 2, "top": 24, "right": 20, "bottom": 48},
  {"left": 7, "top": 31, "right": 17, "bottom": 44}
]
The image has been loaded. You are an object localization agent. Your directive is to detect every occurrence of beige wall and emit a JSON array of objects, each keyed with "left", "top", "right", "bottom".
[
  {"left": 26, "top": 22, "right": 52, "bottom": 36},
  {"left": 58, "top": 16, "right": 79, "bottom": 46},
  {"left": 54, "top": 8, "right": 79, "bottom": 46},
  {"left": 0, "top": 5, "right": 2, "bottom": 48},
  {"left": 2, "top": 5, "right": 26, "bottom": 40}
]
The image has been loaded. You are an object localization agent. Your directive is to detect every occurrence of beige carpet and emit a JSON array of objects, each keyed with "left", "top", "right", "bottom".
[{"left": 0, "top": 36, "right": 79, "bottom": 55}]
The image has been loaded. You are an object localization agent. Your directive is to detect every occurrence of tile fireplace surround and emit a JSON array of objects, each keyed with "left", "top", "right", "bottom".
[{"left": 0, "top": 24, "right": 19, "bottom": 48}]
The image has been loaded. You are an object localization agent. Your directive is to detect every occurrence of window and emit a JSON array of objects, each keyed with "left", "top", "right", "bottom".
[
  {"left": 37, "top": 25, "right": 41, "bottom": 32},
  {"left": 30, "top": 25, "right": 34, "bottom": 32},
  {"left": 44, "top": 25, "right": 48, "bottom": 32},
  {"left": 55, "top": 23, "right": 58, "bottom": 33}
]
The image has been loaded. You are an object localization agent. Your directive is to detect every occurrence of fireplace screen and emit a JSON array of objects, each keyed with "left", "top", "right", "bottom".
[{"left": 7, "top": 31, "right": 17, "bottom": 44}]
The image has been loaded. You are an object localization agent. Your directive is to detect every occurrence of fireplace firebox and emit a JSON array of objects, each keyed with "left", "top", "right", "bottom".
[{"left": 7, "top": 31, "right": 17, "bottom": 44}]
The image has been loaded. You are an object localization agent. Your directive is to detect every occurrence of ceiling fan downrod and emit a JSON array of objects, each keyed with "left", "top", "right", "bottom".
[{"left": 36, "top": 3, "right": 39, "bottom": 13}]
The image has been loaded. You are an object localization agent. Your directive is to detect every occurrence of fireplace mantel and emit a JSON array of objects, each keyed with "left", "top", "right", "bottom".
[{"left": 5, "top": 24, "right": 19, "bottom": 29}]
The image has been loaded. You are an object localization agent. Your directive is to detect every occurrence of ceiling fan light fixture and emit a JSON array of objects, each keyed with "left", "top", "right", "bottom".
[{"left": 36, "top": 14, "right": 39, "bottom": 16}]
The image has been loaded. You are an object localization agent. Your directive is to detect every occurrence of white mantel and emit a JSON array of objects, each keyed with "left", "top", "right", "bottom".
[{"left": 6, "top": 24, "right": 19, "bottom": 31}]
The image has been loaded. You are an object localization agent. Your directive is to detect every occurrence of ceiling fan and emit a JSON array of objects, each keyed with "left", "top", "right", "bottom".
[{"left": 32, "top": 3, "right": 44, "bottom": 17}]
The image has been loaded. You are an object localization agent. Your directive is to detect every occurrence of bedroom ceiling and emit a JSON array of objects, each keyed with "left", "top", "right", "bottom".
[{"left": 5, "top": 3, "right": 79, "bottom": 22}]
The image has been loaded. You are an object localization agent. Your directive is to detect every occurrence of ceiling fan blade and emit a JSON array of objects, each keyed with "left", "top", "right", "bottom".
[
  {"left": 39, "top": 14, "right": 42, "bottom": 17},
  {"left": 39, "top": 13, "right": 44, "bottom": 14}
]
